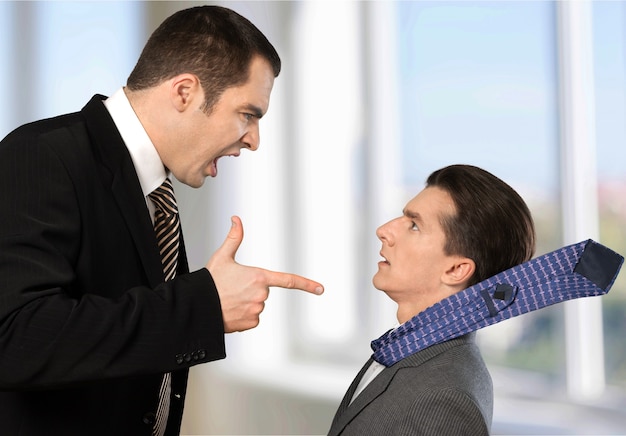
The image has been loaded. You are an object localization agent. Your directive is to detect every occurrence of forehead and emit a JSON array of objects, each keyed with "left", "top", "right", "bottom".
[
  {"left": 219, "top": 56, "right": 275, "bottom": 112},
  {"left": 404, "top": 187, "right": 455, "bottom": 226}
]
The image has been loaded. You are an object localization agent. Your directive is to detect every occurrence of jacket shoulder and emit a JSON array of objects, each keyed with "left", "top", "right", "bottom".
[{"left": 0, "top": 95, "right": 108, "bottom": 150}]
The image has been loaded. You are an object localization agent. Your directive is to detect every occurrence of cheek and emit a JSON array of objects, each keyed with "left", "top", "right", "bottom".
[
  {"left": 396, "top": 250, "right": 439, "bottom": 286},
  {"left": 398, "top": 262, "right": 422, "bottom": 285},
  {"left": 375, "top": 259, "right": 415, "bottom": 287}
]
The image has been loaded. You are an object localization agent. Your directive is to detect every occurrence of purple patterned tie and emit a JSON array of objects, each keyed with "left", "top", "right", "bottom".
[
  {"left": 371, "top": 240, "right": 624, "bottom": 367},
  {"left": 148, "top": 178, "right": 180, "bottom": 436}
]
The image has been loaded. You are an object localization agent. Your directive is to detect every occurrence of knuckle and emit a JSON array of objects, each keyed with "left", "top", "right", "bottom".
[
  {"left": 253, "top": 270, "right": 266, "bottom": 285},
  {"left": 285, "top": 275, "right": 296, "bottom": 289}
]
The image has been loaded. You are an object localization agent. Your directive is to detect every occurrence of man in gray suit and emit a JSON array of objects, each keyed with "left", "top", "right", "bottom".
[{"left": 328, "top": 164, "right": 536, "bottom": 436}]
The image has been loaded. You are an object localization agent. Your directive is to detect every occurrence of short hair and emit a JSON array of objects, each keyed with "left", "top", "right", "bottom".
[
  {"left": 126, "top": 5, "right": 281, "bottom": 113},
  {"left": 426, "top": 164, "right": 536, "bottom": 286}
]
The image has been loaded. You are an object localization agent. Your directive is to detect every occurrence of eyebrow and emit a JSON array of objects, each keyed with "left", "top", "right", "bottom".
[
  {"left": 243, "top": 104, "right": 264, "bottom": 119},
  {"left": 403, "top": 208, "right": 424, "bottom": 224}
]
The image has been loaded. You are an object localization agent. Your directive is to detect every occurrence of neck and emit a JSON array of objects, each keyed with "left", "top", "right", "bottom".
[
  {"left": 394, "top": 286, "right": 466, "bottom": 324},
  {"left": 396, "top": 304, "right": 423, "bottom": 324}
]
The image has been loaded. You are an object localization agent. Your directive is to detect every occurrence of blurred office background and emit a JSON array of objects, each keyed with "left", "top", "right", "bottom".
[{"left": 1, "top": 0, "right": 625, "bottom": 434}]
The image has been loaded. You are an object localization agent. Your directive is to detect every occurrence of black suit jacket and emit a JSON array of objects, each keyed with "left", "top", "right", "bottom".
[
  {"left": 328, "top": 333, "right": 492, "bottom": 436},
  {"left": 0, "top": 95, "right": 226, "bottom": 435}
]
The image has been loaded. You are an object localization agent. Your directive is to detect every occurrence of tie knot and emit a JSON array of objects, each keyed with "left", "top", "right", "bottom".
[{"left": 149, "top": 178, "right": 178, "bottom": 216}]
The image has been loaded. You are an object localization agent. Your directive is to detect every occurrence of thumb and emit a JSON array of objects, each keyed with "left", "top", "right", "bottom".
[{"left": 216, "top": 216, "right": 244, "bottom": 261}]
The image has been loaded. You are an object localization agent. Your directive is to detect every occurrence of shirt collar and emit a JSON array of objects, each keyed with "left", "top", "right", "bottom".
[{"left": 103, "top": 87, "right": 167, "bottom": 196}]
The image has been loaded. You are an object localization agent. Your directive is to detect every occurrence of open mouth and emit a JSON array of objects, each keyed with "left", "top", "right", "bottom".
[
  {"left": 210, "top": 153, "right": 240, "bottom": 177},
  {"left": 379, "top": 253, "right": 390, "bottom": 265}
]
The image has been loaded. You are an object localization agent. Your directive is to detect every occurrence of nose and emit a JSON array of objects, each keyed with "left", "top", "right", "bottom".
[
  {"left": 241, "top": 125, "right": 260, "bottom": 151},
  {"left": 376, "top": 219, "right": 395, "bottom": 246}
]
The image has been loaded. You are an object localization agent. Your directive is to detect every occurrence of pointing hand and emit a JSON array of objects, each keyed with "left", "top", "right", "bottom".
[{"left": 206, "top": 216, "right": 324, "bottom": 333}]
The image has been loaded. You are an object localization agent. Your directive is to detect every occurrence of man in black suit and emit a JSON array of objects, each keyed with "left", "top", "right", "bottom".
[{"left": 0, "top": 6, "right": 323, "bottom": 435}]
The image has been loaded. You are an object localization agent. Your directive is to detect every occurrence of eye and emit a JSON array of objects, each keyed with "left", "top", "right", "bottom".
[
  {"left": 242, "top": 113, "right": 254, "bottom": 121},
  {"left": 410, "top": 221, "right": 419, "bottom": 231}
]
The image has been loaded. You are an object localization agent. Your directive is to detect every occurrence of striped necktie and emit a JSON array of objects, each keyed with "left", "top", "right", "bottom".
[
  {"left": 149, "top": 178, "right": 180, "bottom": 281},
  {"left": 148, "top": 177, "right": 180, "bottom": 436}
]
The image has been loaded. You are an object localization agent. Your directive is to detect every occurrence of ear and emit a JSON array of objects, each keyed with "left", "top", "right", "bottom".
[
  {"left": 442, "top": 256, "right": 475, "bottom": 288},
  {"left": 169, "top": 73, "right": 202, "bottom": 112}
]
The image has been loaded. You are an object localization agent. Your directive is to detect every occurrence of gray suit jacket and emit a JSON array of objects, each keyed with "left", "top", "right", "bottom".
[{"left": 328, "top": 333, "right": 492, "bottom": 436}]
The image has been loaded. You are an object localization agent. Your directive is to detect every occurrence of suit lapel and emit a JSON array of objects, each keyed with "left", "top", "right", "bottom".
[
  {"left": 334, "top": 359, "right": 374, "bottom": 417},
  {"left": 329, "top": 358, "right": 400, "bottom": 436},
  {"left": 110, "top": 166, "right": 165, "bottom": 287},
  {"left": 177, "top": 226, "right": 190, "bottom": 274},
  {"left": 329, "top": 335, "right": 476, "bottom": 435},
  {"left": 81, "top": 95, "right": 164, "bottom": 288}
]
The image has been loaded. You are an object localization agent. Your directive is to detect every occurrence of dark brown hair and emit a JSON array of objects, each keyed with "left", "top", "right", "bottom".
[
  {"left": 126, "top": 5, "right": 281, "bottom": 113},
  {"left": 426, "top": 164, "right": 536, "bottom": 285}
]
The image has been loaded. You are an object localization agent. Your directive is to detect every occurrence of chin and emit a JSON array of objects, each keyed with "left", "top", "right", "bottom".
[
  {"left": 372, "top": 276, "right": 384, "bottom": 291},
  {"left": 184, "top": 175, "right": 206, "bottom": 188}
]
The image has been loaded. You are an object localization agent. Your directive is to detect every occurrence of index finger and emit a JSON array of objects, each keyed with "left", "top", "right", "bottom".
[{"left": 262, "top": 269, "right": 324, "bottom": 295}]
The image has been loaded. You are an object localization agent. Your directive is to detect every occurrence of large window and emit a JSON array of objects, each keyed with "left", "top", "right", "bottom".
[
  {"left": 395, "top": 0, "right": 626, "bottom": 409},
  {"left": 204, "top": 2, "right": 626, "bottom": 433},
  {"left": 594, "top": 1, "right": 626, "bottom": 390},
  {"left": 395, "top": 0, "right": 566, "bottom": 382},
  {"left": 0, "top": 1, "right": 143, "bottom": 139}
]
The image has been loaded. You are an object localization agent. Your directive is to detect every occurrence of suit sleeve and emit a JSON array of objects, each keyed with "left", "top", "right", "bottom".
[
  {"left": 0, "top": 126, "right": 225, "bottom": 390},
  {"left": 401, "top": 388, "right": 491, "bottom": 436}
]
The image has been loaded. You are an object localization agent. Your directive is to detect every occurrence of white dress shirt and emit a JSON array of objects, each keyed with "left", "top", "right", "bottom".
[
  {"left": 103, "top": 87, "right": 167, "bottom": 222},
  {"left": 350, "top": 324, "right": 400, "bottom": 405}
]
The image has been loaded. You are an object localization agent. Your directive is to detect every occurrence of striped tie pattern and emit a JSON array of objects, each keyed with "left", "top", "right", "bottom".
[
  {"left": 148, "top": 178, "right": 180, "bottom": 436},
  {"left": 148, "top": 178, "right": 180, "bottom": 281}
]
